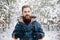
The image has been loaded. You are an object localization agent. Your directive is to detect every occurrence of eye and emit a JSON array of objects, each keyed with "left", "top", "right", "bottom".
[
  {"left": 24, "top": 11, "right": 27, "bottom": 13},
  {"left": 28, "top": 11, "right": 30, "bottom": 12}
]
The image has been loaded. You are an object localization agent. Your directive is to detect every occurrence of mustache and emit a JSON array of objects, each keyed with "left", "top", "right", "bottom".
[
  {"left": 21, "top": 15, "right": 36, "bottom": 18},
  {"left": 25, "top": 15, "right": 30, "bottom": 16}
]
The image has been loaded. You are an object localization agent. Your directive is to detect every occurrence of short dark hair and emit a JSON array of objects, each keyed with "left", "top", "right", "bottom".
[{"left": 22, "top": 5, "right": 31, "bottom": 12}]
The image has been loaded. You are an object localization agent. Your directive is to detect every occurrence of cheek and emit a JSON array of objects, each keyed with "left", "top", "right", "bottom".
[
  {"left": 28, "top": 13, "right": 31, "bottom": 16},
  {"left": 22, "top": 12, "right": 27, "bottom": 15},
  {"left": 22, "top": 13, "right": 26, "bottom": 16}
]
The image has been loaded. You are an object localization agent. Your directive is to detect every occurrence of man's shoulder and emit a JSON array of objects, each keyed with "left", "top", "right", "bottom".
[
  {"left": 32, "top": 20, "right": 41, "bottom": 26},
  {"left": 16, "top": 22, "right": 23, "bottom": 26}
]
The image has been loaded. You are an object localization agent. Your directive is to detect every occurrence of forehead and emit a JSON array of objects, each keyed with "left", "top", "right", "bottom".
[{"left": 23, "top": 7, "right": 31, "bottom": 11}]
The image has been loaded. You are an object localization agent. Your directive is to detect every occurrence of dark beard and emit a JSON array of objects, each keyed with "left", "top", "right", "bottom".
[{"left": 22, "top": 16, "right": 31, "bottom": 25}]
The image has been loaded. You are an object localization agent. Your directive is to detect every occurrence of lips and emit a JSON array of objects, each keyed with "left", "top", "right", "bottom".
[
  {"left": 26, "top": 16, "right": 30, "bottom": 18},
  {"left": 25, "top": 15, "right": 30, "bottom": 19}
]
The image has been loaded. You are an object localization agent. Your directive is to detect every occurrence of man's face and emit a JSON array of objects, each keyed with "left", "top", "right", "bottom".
[{"left": 22, "top": 7, "right": 31, "bottom": 19}]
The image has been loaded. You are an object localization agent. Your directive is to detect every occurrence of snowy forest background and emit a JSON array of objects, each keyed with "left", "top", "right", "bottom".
[{"left": 0, "top": 0, "right": 60, "bottom": 40}]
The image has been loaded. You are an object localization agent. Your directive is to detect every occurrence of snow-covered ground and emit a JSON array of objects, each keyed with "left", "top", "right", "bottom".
[{"left": 43, "top": 31, "right": 60, "bottom": 40}]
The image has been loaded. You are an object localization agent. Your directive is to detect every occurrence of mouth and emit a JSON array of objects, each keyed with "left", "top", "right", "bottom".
[
  {"left": 25, "top": 15, "right": 30, "bottom": 18},
  {"left": 26, "top": 16, "right": 30, "bottom": 18}
]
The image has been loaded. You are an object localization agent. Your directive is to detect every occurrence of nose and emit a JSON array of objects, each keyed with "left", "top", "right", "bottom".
[
  {"left": 26, "top": 13, "right": 30, "bottom": 16},
  {"left": 26, "top": 11, "right": 29, "bottom": 14}
]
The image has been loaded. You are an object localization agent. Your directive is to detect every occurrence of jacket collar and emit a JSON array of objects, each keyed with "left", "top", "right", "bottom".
[{"left": 18, "top": 18, "right": 36, "bottom": 23}]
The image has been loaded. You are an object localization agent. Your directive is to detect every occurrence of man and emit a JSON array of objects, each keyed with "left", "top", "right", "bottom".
[{"left": 12, "top": 5, "right": 45, "bottom": 40}]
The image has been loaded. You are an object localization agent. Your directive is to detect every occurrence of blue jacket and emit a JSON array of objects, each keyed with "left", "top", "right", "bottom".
[{"left": 12, "top": 21, "right": 45, "bottom": 40}]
